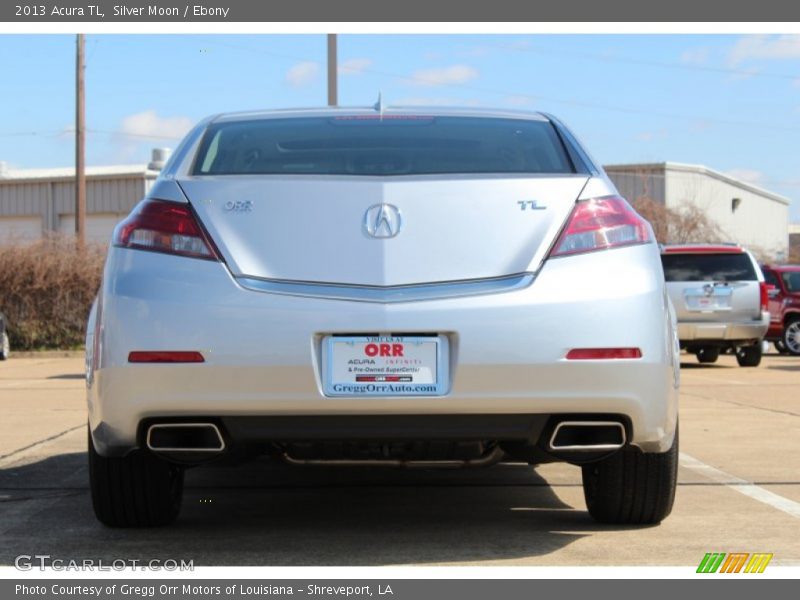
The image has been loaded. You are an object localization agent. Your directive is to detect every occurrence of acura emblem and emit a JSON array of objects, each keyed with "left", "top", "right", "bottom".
[{"left": 364, "top": 204, "right": 402, "bottom": 239}]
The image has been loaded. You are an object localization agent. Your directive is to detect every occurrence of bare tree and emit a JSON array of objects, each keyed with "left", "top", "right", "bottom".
[
  {"left": 625, "top": 170, "right": 788, "bottom": 262},
  {"left": 789, "top": 235, "right": 800, "bottom": 264},
  {"left": 630, "top": 197, "right": 669, "bottom": 243},
  {"left": 666, "top": 204, "right": 727, "bottom": 244},
  {"left": 631, "top": 197, "right": 726, "bottom": 245}
]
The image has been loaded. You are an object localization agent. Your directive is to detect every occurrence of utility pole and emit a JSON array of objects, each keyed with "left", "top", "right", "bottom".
[
  {"left": 75, "top": 33, "right": 86, "bottom": 248},
  {"left": 327, "top": 34, "right": 338, "bottom": 106}
]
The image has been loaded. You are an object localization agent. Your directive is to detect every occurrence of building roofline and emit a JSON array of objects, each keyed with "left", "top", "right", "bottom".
[
  {"left": 0, "top": 164, "right": 159, "bottom": 184},
  {"left": 603, "top": 161, "right": 790, "bottom": 206},
  {"left": 0, "top": 157, "right": 791, "bottom": 209}
]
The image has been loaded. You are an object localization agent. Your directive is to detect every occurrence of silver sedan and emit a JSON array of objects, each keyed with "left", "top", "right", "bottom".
[{"left": 86, "top": 107, "right": 680, "bottom": 527}]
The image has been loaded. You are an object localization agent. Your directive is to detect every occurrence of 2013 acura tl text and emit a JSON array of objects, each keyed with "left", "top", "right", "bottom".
[{"left": 85, "top": 106, "right": 680, "bottom": 527}]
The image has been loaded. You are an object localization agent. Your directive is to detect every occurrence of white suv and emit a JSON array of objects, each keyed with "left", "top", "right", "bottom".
[{"left": 661, "top": 244, "right": 769, "bottom": 366}]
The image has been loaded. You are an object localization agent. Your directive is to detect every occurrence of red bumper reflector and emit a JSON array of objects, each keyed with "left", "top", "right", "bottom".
[
  {"left": 566, "top": 348, "right": 642, "bottom": 360},
  {"left": 128, "top": 351, "right": 205, "bottom": 363}
]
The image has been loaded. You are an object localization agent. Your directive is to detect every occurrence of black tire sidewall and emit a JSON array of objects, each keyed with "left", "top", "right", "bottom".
[
  {"left": 696, "top": 346, "right": 720, "bottom": 363},
  {"left": 88, "top": 426, "right": 183, "bottom": 527},
  {"left": 582, "top": 424, "right": 678, "bottom": 525},
  {"left": 736, "top": 344, "right": 762, "bottom": 367}
]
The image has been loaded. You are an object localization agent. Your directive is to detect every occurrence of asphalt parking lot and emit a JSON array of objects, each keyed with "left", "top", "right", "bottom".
[{"left": 0, "top": 353, "right": 798, "bottom": 567}]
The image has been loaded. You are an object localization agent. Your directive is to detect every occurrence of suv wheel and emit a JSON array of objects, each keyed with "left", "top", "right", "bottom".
[
  {"left": 696, "top": 346, "right": 719, "bottom": 364},
  {"left": 736, "top": 343, "right": 762, "bottom": 367},
  {"left": 0, "top": 331, "right": 9, "bottom": 360},
  {"left": 89, "top": 428, "right": 184, "bottom": 527},
  {"left": 581, "top": 425, "right": 678, "bottom": 524},
  {"left": 783, "top": 318, "right": 800, "bottom": 356},
  {"left": 774, "top": 340, "right": 788, "bottom": 354}
]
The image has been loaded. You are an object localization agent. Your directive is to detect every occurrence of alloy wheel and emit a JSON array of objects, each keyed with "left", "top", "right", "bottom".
[{"left": 785, "top": 320, "right": 800, "bottom": 355}]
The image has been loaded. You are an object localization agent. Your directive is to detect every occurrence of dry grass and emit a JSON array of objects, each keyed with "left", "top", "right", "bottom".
[{"left": 0, "top": 236, "right": 105, "bottom": 350}]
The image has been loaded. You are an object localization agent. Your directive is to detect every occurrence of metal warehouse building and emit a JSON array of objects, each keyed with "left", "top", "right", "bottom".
[
  {"left": 0, "top": 151, "right": 165, "bottom": 244},
  {"left": 605, "top": 162, "right": 791, "bottom": 261}
]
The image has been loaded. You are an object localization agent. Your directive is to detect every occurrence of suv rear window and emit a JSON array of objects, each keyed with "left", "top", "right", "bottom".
[
  {"left": 661, "top": 253, "right": 757, "bottom": 282},
  {"left": 782, "top": 271, "right": 800, "bottom": 292},
  {"left": 193, "top": 116, "right": 575, "bottom": 176}
]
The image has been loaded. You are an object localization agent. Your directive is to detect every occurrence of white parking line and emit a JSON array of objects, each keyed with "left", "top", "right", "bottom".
[
  {"left": 0, "top": 380, "right": 43, "bottom": 388},
  {"left": 680, "top": 452, "right": 800, "bottom": 519}
]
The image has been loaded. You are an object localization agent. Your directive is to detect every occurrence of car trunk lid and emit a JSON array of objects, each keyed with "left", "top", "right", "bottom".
[{"left": 178, "top": 174, "right": 588, "bottom": 287}]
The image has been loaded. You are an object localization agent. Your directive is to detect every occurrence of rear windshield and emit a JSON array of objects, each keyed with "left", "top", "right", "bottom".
[
  {"left": 193, "top": 116, "right": 575, "bottom": 176},
  {"left": 661, "top": 253, "right": 757, "bottom": 282}
]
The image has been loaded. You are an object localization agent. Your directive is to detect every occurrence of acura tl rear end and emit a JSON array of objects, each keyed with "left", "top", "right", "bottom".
[{"left": 86, "top": 107, "right": 680, "bottom": 527}]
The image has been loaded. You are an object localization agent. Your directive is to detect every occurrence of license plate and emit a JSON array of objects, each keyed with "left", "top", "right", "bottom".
[
  {"left": 322, "top": 335, "right": 448, "bottom": 397},
  {"left": 684, "top": 286, "right": 732, "bottom": 312}
]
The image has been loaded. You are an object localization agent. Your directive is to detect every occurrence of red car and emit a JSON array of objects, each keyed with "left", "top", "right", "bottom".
[{"left": 761, "top": 264, "right": 800, "bottom": 355}]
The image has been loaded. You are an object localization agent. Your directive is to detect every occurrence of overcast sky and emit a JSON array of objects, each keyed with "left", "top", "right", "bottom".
[{"left": 0, "top": 34, "right": 798, "bottom": 219}]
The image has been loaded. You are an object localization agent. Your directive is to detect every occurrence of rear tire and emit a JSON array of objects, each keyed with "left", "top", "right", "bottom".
[
  {"left": 581, "top": 426, "right": 678, "bottom": 525},
  {"left": 774, "top": 340, "right": 788, "bottom": 354},
  {"left": 736, "top": 343, "right": 762, "bottom": 367},
  {"left": 89, "top": 428, "right": 184, "bottom": 527},
  {"left": 696, "top": 346, "right": 719, "bottom": 364},
  {"left": 782, "top": 318, "right": 800, "bottom": 356}
]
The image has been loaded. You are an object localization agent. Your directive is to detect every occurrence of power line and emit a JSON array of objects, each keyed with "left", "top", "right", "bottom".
[
  {"left": 490, "top": 41, "right": 800, "bottom": 82},
  {"left": 86, "top": 129, "right": 183, "bottom": 141},
  {"left": 0, "top": 129, "right": 182, "bottom": 141},
  {"left": 4, "top": 39, "right": 797, "bottom": 144},
  {"left": 0, "top": 131, "right": 62, "bottom": 137},
  {"left": 211, "top": 40, "right": 800, "bottom": 134}
]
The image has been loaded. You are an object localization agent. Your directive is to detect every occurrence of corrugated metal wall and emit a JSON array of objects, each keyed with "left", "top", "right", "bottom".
[
  {"left": 605, "top": 167, "right": 667, "bottom": 205},
  {"left": 0, "top": 181, "right": 51, "bottom": 216},
  {"left": 52, "top": 177, "right": 146, "bottom": 215},
  {"left": 0, "top": 175, "right": 153, "bottom": 234}
]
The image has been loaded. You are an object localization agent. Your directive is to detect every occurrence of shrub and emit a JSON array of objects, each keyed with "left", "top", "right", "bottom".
[{"left": 0, "top": 236, "right": 105, "bottom": 350}]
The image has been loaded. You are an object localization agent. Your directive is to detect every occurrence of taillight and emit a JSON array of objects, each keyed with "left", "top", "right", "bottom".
[
  {"left": 113, "top": 199, "right": 219, "bottom": 260},
  {"left": 550, "top": 195, "right": 652, "bottom": 257},
  {"left": 760, "top": 282, "right": 769, "bottom": 311}
]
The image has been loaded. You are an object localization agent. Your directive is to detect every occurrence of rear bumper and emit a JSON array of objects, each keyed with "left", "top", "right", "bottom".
[
  {"left": 677, "top": 314, "right": 769, "bottom": 343},
  {"left": 88, "top": 243, "right": 679, "bottom": 457},
  {"left": 132, "top": 413, "right": 632, "bottom": 465}
]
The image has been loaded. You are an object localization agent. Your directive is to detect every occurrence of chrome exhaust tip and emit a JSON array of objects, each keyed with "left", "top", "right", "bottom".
[
  {"left": 146, "top": 423, "right": 225, "bottom": 452},
  {"left": 548, "top": 421, "right": 626, "bottom": 452}
]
